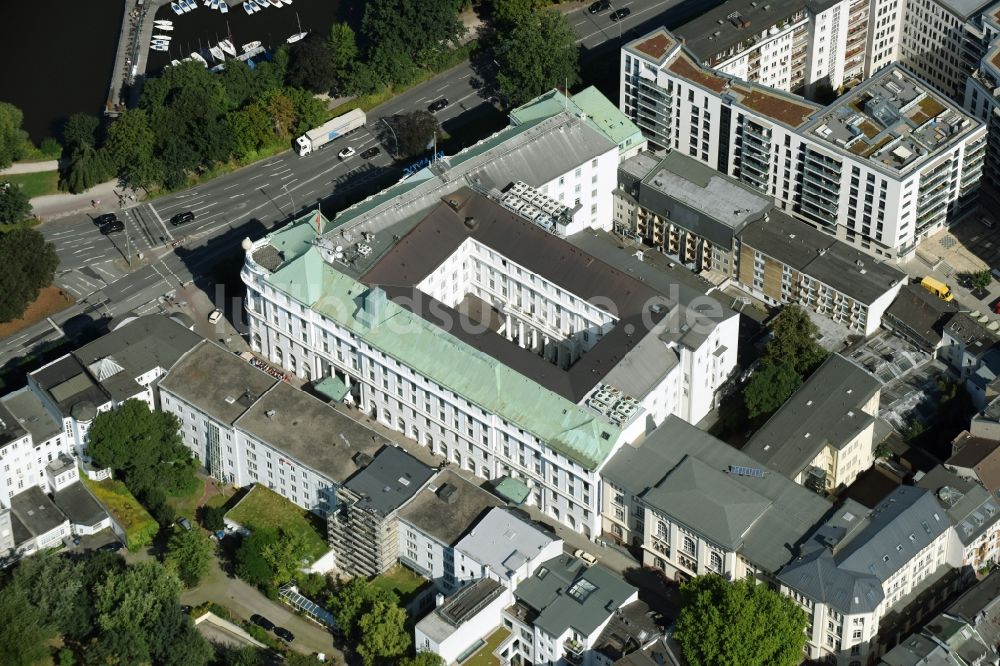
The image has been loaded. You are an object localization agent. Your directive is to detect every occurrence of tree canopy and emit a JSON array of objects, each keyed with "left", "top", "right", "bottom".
[
  {"left": 0, "top": 102, "right": 28, "bottom": 169},
  {"left": 394, "top": 111, "right": 440, "bottom": 158},
  {"left": 491, "top": 8, "right": 580, "bottom": 106},
  {"left": 0, "top": 227, "right": 58, "bottom": 322},
  {"left": 743, "top": 360, "right": 803, "bottom": 419},
  {"left": 0, "top": 181, "right": 32, "bottom": 224},
  {"left": 329, "top": 577, "right": 411, "bottom": 665},
  {"left": 286, "top": 36, "right": 339, "bottom": 94},
  {"left": 674, "top": 575, "right": 808, "bottom": 666},
  {"left": 362, "top": 0, "right": 465, "bottom": 70},
  {"left": 165, "top": 528, "right": 213, "bottom": 587}
]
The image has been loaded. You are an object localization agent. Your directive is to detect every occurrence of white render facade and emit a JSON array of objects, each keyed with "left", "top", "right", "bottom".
[{"left": 622, "top": 30, "right": 987, "bottom": 261}]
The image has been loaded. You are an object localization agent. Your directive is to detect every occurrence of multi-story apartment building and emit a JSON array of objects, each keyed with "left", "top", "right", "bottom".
[
  {"left": 743, "top": 353, "right": 882, "bottom": 491},
  {"left": 622, "top": 29, "right": 987, "bottom": 261},
  {"left": 736, "top": 210, "right": 906, "bottom": 335},
  {"left": 241, "top": 184, "right": 738, "bottom": 538},
  {"left": 600, "top": 416, "right": 832, "bottom": 581},
  {"left": 327, "top": 446, "right": 435, "bottom": 577},
  {"left": 778, "top": 487, "right": 952, "bottom": 666},
  {"left": 917, "top": 465, "right": 1000, "bottom": 573},
  {"left": 613, "top": 150, "right": 771, "bottom": 276},
  {"left": 964, "top": 5, "right": 1000, "bottom": 199}
]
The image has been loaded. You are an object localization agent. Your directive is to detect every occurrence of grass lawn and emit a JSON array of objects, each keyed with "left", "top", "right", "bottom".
[
  {"left": 461, "top": 627, "right": 511, "bottom": 666},
  {"left": 371, "top": 565, "right": 428, "bottom": 600},
  {"left": 226, "top": 484, "right": 327, "bottom": 562},
  {"left": 0, "top": 286, "right": 74, "bottom": 340},
  {"left": 82, "top": 475, "right": 158, "bottom": 550},
  {"left": 166, "top": 474, "right": 205, "bottom": 522},
  {"left": 2, "top": 170, "right": 60, "bottom": 198}
]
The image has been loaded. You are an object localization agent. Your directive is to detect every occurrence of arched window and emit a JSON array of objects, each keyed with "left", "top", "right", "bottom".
[
  {"left": 683, "top": 536, "right": 696, "bottom": 556},
  {"left": 710, "top": 551, "right": 723, "bottom": 572}
]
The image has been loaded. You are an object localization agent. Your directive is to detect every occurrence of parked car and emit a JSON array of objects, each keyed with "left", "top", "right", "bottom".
[
  {"left": 610, "top": 7, "right": 631, "bottom": 21},
  {"left": 251, "top": 614, "right": 275, "bottom": 631},
  {"left": 360, "top": 146, "right": 381, "bottom": 160},
  {"left": 274, "top": 627, "right": 295, "bottom": 642},
  {"left": 589, "top": 0, "right": 610, "bottom": 13},
  {"left": 177, "top": 517, "right": 193, "bottom": 531},
  {"left": 180, "top": 605, "right": 193, "bottom": 615},
  {"left": 99, "top": 220, "right": 125, "bottom": 235},
  {"left": 94, "top": 213, "right": 118, "bottom": 226},
  {"left": 170, "top": 211, "right": 195, "bottom": 226},
  {"left": 428, "top": 98, "right": 450, "bottom": 112},
  {"left": 98, "top": 541, "right": 124, "bottom": 553},
  {"left": 337, "top": 146, "right": 356, "bottom": 159},
  {"left": 574, "top": 549, "right": 598, "bottom": 566},
  {"left": 207, "top": 309, "right": 223, "bottom": 324}
]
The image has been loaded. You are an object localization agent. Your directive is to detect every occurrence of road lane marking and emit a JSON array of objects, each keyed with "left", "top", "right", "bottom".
[{"left": 147, "top": 203, "right": 174, "bottom": 241}]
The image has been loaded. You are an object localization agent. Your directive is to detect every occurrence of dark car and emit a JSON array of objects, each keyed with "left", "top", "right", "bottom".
[
  {"left": 170, "top": 211, "right": 195, "bottom": 226},
  {"left": 360, "top": 146, "right": 381, "bottom": 160},
  {"left": 428, "top": 98, "right": 449, "bottom": 112},
  {"left": 589, "top": 0, "right": 610, "bottom": 13},
  {"left": 610, "top": 7, "right": 631, "bottom": 21},
  {"left": 251, "top": 614, "right": 275, "bottom": 631},
  {"left": 98, "top": 541, "right": 124, "bottom": 552},
  {"left": 99, "top": 220, "right": 125, "bottom": 235},
  {"left": 94, "top": 213, "right": 118, "bottom": 226},
  {"left": 274, "top": 627, "right": 295, "bottom": 643},
  {"left": 180, "top": 605, "right": 192, "bottom": 615}
]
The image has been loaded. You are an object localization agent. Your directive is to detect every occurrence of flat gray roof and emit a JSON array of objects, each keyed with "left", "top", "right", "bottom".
[
  {"left": 30, "top": 355, "right": 109, "bottom": 418},
  {"left": 744, "top": 354, "right": 882, "bottom": 479},
  {"left": 235, "top": 381, "right": 393, "bottom": 484},
  {"left": 603, "top": 416, "right": 831, "bottom": 573},
  {"left": 53, "top": 481, "right": 109, "bottom": 528},
  {"left": 738, "top": 212, "right": 905, "bottom": 305},
  {"left": 514, "top": 554, "right": 635, "bottom": 638},
  {"left": 2, "top": 388, "right": 60, "bottom": 445},
  {"left": 397, "top": 469, "right": 503, "bottom": 546},
  {"left": 455, "top": 507, "right": 558, "bottom": 581},
  {"left": 10, "top": 485, "right": 67, "bottom": 537},
  {"left": 0, "top": 400, "right": 27, "bottom": 448},
  {"left": 342, "top": 445, "right": 434, "bottom": 517},
  {"left": 933, "top": 0, "right": 994, "bottom": 20},
  {"left": 159, "top": 341, "right": 278, "bottom": 426}
]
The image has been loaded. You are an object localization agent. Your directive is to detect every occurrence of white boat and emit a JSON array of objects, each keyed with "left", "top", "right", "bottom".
[
  {"left": 171, "top": 2, "right": 183, "bottom": 14},
  {"left": 268, "top": 0, "right": 283, "bottom": 7},
  {"left": 220, "top": 2, "right": 228, "bottom": 13},
  {"left": 153, "top": 34, "right": 172, "bottom": 41},
  {"left": 184, "top": 0, "right": 196, "bottom": 11},
  {"left": 242, "top": 40, "right": 262, "bottom": 52},
  {"left": 286, "top": 31, "right": 307, "bottom": 43},
  {"left": 243, "top": 1, "right": 253, "bottom": 13},
  {"left": 181, "top": 0, "right": 193, "bottom": 12},
  {"left": 154, "top": 19, "right": 174, "bottom": 26},
  {"left": 219, "top": 39, "right": 237, "bottom": 56},
  {"left": 151, "top": 44, "right": 169, "bottom": 52},
  {"left": 154, "top": 23, "right": 174, "bottom": 31},
  {"left": 170, "top": 59, "right": 181, "bottom": 66},
  {"left": 209, "top": 45, "right": 225, "bottom": 61},
  {"left": 249, "top": 0, "right": 262, "bottom": 12},
  {"left": 283, "top": 0, "right": 292, "bottom": 4},
  {"left": 190, "top": 52, "right": 208, "bottom": 66}
]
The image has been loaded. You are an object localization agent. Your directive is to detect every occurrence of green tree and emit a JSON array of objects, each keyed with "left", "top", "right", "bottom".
[
  {"left": 235, "top": 528, "right": 279, "bottom": 586},
  {"left": 87, "top": 399, "right": 187, "bottom": 477},
  {"left": 329, "top": 577, "right": 399, "bottom": 642},
  {"left": 394, "top": 111, "right": 440, "bottom": 158},
  {"left": 12, "top": 554, "right": 90, "bottom": 638},
  {"left": 228, "top": 103, "right": 275, "bottom": 160},
  {"left": 202, "top": 504, "right": 226, "bottom": 531},
  {"left": 285, "top": 88, "right": 329, "bottom": 136},
  {"left": 0, "top": 180, "right": 32, "bottom": 223},
  {"left": 368, "top": 44, "right": 420, "bottom": 89},
  {"left": 762, "top": 305, "right": 828, "bottom": 376},
  {"left": 674, "top": 575, "right": 808, "bottom": 666},
  {"left": 62, "top": 113, "right": 102, "bottom": 149},
  {"left": 104, "top": 108, "right": 161, "bottom": 190},
  {"left": 265, "top": 91, "right": 297, "bottom": 139},
  {"left": 262, "top": 528, "right": 310, "bottom": 584},
  {"left": 220, "top": 58, "right": 259, "bottom": 109},
  {"left": 165, "top": 528, "right": 213, "bottom": 587},
  {"left": 401, "top": 653, "right": 447, "bottom": 666},
  {"left": 0, "top": 586, "right": 53, "bottom": 666},
  {"left": 489, "top": 0, "right": 548, "bottom": 27},
  {"left": 492, "top": 9, "right": 580, "bottom": 106},
  {"left": 362, "top": 0, "right": 465, "bottom": 70},
  {"left": 286, "top": 36, "right": 338, "bottom": 94},
  {"left": 970, "top": 269, "right": 992, "bottom": 291},
  {"left": 0, "top": 102, "right": 28, "bottom": 169},
  {"left": 0, "top": 227, "right": 58, "bottom": 322},
  {"left": 744, "top": 360, "right": 803, "bottom": 419},
  {"left": 357, "top": 601, "right": 411, "bottom": 666},
  {"left": 63, "top": 144, "right": 114, "bottom": 194},
  {"left": 328, "top": 23, "right": 359, "bottom": 92}
]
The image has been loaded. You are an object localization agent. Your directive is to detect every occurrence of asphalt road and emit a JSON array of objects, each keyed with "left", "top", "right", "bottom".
[{"left": 6, "top": 0, "right": 688, "bottom": 369}]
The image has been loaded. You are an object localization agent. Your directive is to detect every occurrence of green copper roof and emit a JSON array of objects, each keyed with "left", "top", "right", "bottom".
[
  {"left": 494, "top": 477, "right": 531, "bottom": 505},
  {"left": 314, "top": 375, "right": 349, "bottom": 402},
  {"left": 510, "top": 87, "right": 644, "bottom": 151},
  {"left": 264, "top": 227, "right": 621, "bottom": 470}
]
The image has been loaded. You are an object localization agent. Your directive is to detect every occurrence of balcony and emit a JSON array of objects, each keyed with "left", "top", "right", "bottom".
[{"left": 565, "top": 638, "right": 585, "bottom": 663}]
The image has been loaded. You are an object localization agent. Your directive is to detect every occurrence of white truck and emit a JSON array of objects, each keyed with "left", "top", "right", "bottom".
[{"left": 295, "top": 108, "right": 366, "bottom": 156}]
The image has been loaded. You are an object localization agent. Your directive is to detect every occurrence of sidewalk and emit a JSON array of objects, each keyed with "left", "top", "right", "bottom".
[
  {"left": 0, "top": 159, "right": 59, "bottom": 175},
  {"left": 31, "top": 178, "right": 129, "bottom": 222}
]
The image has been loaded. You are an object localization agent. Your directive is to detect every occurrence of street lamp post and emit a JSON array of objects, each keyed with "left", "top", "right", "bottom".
[
  {"left": 381, "top": 117, "right": 399, "bottom": 159},
  {"left": 282, "top": 183, "right": 295, "bottom": 215}
]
